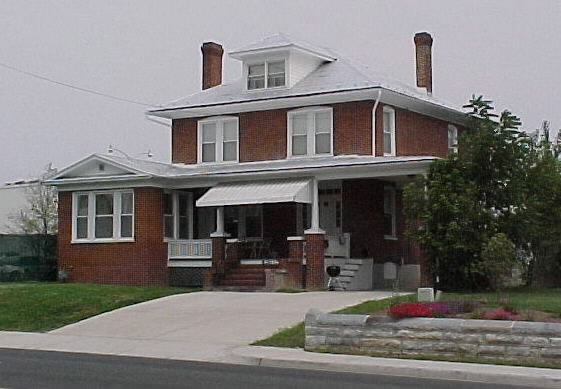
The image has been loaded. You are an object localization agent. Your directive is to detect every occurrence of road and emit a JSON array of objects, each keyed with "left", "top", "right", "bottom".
[{"left": 0, "top": 348, "right": 528, "bottom": 389}]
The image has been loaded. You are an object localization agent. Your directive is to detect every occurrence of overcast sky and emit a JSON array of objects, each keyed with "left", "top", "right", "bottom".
[{"left": 1, "top": 0, "right": 560, "bottom": 184}]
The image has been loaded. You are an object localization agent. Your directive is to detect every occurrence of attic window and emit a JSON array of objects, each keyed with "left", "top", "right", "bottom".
[
  {"left": 247, "top": 60, "right": 285, "bottom": 90},
  {"left": 98, "top": 163, "right": 105, "bottom": 171}
]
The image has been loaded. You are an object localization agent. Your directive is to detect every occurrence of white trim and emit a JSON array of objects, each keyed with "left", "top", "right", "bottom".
[
  {"left": 372, "top": 89, "right": 382, "bottom": 156},
  {"left": 71, "top": 189, "right": 135, "bottom": 243},
  {"left": 168, "top": 260, "right": 212, "bottom": 268},
  {"left": 197, "top": 116, "right": 239, "bottom": 164},
  {"left": 383, "top": 106, "right": 396, "bottom": 157},
  {"left": 287, "top": 106, "right": 333, "bottom": 158}
]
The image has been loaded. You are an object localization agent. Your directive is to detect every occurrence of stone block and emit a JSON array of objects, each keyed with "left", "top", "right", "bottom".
[
  {"left": 317, "top": 313, "right": 368, "bottom": 326},
  {"left": 462, "top": 320, "right": 513, "bottom": 333},
  {"left": 540, "top": 347, "right": 561, "bottom": 359},
  {"left": 360, "top": 338, "right": 401, "bottom": 349},
  {"left": 456, "top": 343, "right": 478, "bottom": 355},
  {"left": 551, "top": 338, "right": 561, "bottom": 347},
  {"left": 401, "top": 340, "right": 434, "bottom": 351},
  {"left": 304, "top": 335, "right": 326, "bottom": 347},
  {"left": 396, "top": 330, "right": 443, "bottom": 340},
  {"left": 431, "top": 342, "right": 461, "bottom": 353},
  {"left": 485, "top": 334, "right": 524, "bottom": 345},
  {"left": 512, "top": 321, "right": 561, "bottom": 336},
  {"left": 442, "top": 333, "right": 483, "bottom": 344},
  {"left": 523, "top": 336, "right": 550, "bottom": 347},
  {"left": 505, "top": 346, "right": 539, "bottom": 359},
  {"left": 478, "top": 345, "right": 506, "bottom": 357}
]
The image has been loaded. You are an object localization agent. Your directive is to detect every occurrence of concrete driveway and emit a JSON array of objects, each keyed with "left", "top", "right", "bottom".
[{"left": 0, "top": 291, "right": 393, "bottom": 362}]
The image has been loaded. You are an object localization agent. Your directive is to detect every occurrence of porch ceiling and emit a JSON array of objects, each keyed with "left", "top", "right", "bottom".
[{"left": 195, "top": 178, "right": 312, "bottom": 207}]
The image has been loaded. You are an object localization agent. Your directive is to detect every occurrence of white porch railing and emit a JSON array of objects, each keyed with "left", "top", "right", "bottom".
[{"left": 168, "top": 239, "right": 213, "bottom": 260}]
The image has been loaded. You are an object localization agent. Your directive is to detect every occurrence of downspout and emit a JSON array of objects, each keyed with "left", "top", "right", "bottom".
[{"left": 372, "top": 89, "right": 383, "bottom": 156}]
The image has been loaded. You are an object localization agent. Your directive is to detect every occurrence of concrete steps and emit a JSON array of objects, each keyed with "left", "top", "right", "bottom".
[
  {"left": 217, "top": 264, "right": 277, "bottom": 290},
  {"left": 338, "top": 259, "right": 364, "bottom": 288}
]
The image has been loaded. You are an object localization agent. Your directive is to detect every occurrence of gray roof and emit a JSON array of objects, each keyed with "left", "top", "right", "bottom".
[
  {"left": 148, "top": 34, "right": 462, "bottom": 116},
  {"left": 87, "top": 153, "right": 435, "bottom": 178},
  {"left": 229, "top": 32, "right": 337, "bottom": 61}
]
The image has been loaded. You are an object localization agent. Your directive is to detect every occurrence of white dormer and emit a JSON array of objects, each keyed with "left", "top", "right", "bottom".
[{"left": 229, "top": 33, "right": 336, "bottom": 90}]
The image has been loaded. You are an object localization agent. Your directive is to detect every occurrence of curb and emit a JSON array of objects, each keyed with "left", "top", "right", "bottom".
[{"left": 231, "top": 346, "right": 561, "bottom": 388}]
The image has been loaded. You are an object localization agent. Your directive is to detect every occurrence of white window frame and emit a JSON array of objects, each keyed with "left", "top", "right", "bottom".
[
  {"left": 71, "top": 190, "right": 134, "bottom": 243},
  {"left": 383, "top": 106, "right": 396, "bottom": 156},
  {"left": 383, "top": 185, "right": 397, "bottom": 240},
  {"left": 197, "top": 116, "right": 239, "bottom": 164},
  {"left": 448, "top": 124, "right": 458, "bottom": 154},
  {"left": 163, "top": 191, "right": 194, "bottom": 241},
  {"left": 246, "top": 59, "right": 286, "bottom": 90},
  {"left": 287, "top": 107, "right": 333, "bottom": 158}
]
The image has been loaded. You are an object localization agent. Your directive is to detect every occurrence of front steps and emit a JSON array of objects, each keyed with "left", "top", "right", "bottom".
[
  {"left": 216, "top": 264, "right": 274, "bottom": 291},
  {"left": 338, "top": 258, "right": 368, "bottom": 290}
]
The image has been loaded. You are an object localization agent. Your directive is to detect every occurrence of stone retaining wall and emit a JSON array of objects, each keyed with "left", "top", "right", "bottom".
[{"left": 305, "top": 310, "right": 561, "bottom": 363}]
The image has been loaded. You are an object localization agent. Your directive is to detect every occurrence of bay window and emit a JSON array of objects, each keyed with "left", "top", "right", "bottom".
[
  {"left": 72, "top": 190, "right": 134, "bottom": 242},
  {"left": 288, "top": 107, "right": 333, "bottom": 157}
]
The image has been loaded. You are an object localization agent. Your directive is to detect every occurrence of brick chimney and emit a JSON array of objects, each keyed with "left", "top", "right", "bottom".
[
  {"left": 414, "top": 32, "right": 433, "bottom": 95},
  {"left": 201, "top": 42, "right": 223, "bottom": 90}
]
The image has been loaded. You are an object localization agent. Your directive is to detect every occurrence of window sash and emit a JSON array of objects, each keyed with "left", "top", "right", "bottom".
[
  {"left": 198, "top": 118, "right": 238, "bottom": 163},
  {"left": 288, "top": 108, "right": 332, "bottom": 157},
  {"left": 247, "top": 61, "right": 285, "bottom": 90},
  {"left": 383, "top": 107, "right": 395, "bottom": 156},
  {"left": 163, "top": 191, "right": 193, "bottom": 240},
  {"left": 73, "top": 191, "right": 134, "bottom": 242}
]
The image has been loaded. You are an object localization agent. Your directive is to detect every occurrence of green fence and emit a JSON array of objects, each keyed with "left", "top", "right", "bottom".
[{"left": 0, "top": 234, "right": 57, "bottom": 281}]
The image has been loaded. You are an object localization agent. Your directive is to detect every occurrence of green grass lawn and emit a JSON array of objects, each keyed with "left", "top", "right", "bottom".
[
  {"left": 443, "top": 288, "right": 561, "bottom": 316},
  {"left": 0, "top": 282, "right": 193, "bottom": 332}
]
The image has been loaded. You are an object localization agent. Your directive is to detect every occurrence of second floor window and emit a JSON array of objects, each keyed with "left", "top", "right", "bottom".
[
  {"left": 383, "top": 106, "right": 396, "bottom": 156},
  {"left": 247, "top": 60, "right": 286, "bottom": 90},
  {"left": 288, "top": 107, "right": 333, "bottom": 157},
  {"left": 198, "top": 117, "right": 239, "bottom": 163},
  {"left": 448, "top": 124, "right": 458, "bottom": 154}
]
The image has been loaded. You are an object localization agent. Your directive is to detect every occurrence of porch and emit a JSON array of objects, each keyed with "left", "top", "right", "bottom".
[{"left": 165, "top": 176, "right": 421, "bottom": 290}]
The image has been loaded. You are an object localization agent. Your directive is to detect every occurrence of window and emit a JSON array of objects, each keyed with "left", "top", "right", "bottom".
[
  {"left": 198, "top": 117, "right": 238, "bottom": 163},
  {"left": 383, "top": 186, "right": 396, "bottom": 239},
  {"left": 72, "top": 190, "right": 134, "bottom": 242},
  {"left": 448, "top": 124, "right": 458, "bottom": 154},
  {"left": 224, "top": 205, "right": 263, "bottom": 239},
  {"left": 288, "top": 107, "right": 333, "bottom": 157},
  {"left": 247, "top": 60, "right": 285, "bottom": 90},
  {"left": 163, "top": 191, "right": 193, "bottom": 240},
  {"left": 383, "top": 106, "right": 396, "bottom": 156}
]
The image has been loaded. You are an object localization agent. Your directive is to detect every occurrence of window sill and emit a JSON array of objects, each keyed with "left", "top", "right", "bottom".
[
  {"left": 384, "top": 235, "right": 398, "bottom": 241},
  {"left": 196, "top": 160, "right": 239, "bottom": 165},
  {"left": 287, "top": 153, "right": 333, "bottom": 159},
  {"left": 246, "top": 85, "right": 288, "bottom": 92},
  {"left": 71, "top": 238, "right": 135, "bottom": 244}
]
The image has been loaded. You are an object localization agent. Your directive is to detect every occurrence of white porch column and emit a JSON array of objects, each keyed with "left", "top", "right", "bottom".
[
  {"left": 305, "top": 178, "right": 324, "bottom": 234},
  {"left": 211, "top": 206, "right": 229, "bottom": 237}
]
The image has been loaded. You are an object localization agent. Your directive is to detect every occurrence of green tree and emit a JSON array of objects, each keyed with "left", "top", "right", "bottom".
[{"left": 403, "top": 96, "right": 535, "bottom": 290}]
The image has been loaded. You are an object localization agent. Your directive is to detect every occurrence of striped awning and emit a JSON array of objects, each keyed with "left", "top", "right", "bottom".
[{"left": 195, "top": 178, "right": 312, "bottom": 207}]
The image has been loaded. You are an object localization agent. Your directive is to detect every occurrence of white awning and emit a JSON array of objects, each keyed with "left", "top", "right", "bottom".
[{"left": 196, "top": 178, "right": 312, "bottom": 207}]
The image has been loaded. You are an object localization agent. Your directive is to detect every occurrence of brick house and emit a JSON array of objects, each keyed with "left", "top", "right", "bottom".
[{"left": 48, "top": 32, "right": 465, "bottom": 290}]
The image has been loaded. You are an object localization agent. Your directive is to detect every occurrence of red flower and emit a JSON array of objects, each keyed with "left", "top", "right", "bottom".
[{"left": 388, "top": 302, "right": 435, "bottom": 319}]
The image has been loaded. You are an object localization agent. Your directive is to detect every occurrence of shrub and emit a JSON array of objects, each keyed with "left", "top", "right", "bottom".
[{"left": 482, "top": 308, "right": 521, "bottom": 321}]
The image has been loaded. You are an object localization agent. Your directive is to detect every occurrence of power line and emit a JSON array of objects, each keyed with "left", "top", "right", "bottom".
[{"left": 0, "top": 61, "right": 154, "bottom": 107}]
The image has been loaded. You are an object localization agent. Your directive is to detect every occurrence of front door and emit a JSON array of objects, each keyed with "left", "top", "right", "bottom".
[{"left": 319, "top": 187, "right": 342, "bottom": 237}]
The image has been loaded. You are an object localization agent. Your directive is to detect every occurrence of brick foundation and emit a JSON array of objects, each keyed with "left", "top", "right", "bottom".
[{"left": 305, "top": 232, "right": 326, "bottom": 289}]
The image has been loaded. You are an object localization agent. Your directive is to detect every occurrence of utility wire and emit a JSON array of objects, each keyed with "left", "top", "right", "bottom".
[{"left": 0, "top": 61, "right": 154, "bottom": 107}]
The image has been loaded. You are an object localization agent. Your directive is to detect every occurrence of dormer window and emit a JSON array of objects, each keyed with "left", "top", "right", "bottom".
[{"left": 247, "top": 60, "right": 285, "bottom": 90}]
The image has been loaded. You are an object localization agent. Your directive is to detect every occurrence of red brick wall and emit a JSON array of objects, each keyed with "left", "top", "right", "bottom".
[
  {"left": 342, "top": 179, "right": 415, "bottom": 264},
  {"left": 333, "top": 101, "right": 374, "bottom": 155},
  {"left": 239, "top": 110, "right": 288, "bottom": 162},
  {"left": 374, "top": 104, "right": 451, "bottom": 158},
  {"left": 57, "top": 188, "right": 168, "bottom": 286},
  {"left": 172, "top": 103, "right": 456, "bottom": 164},
  {"left": 172, "top": 118, "right": 197, "bottom": 164}
]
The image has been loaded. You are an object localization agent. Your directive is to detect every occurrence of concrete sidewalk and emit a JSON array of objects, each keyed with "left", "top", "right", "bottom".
[
  {"left": 0, "top": 291, "right": 559, "bottom": 387},
  {"left": 232, "top": 346, "right": 561, "bottom": 388}
]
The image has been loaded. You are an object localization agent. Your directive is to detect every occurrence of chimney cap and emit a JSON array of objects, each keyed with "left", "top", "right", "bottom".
[
  {"left": 201, "top": 41, "right": 224, "bottom": 54},
  {"left": 414, "top": 32, "right": 433, "bottom": 46}
]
